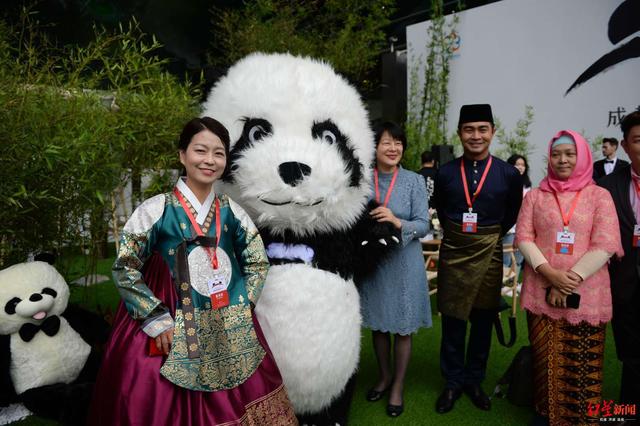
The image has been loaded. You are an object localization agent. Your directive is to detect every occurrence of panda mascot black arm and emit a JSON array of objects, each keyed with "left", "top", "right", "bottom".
[
  {"left": 0, "top": 261, "right": 107, "bottom": 426},
  {"left": 203, "top": 53, "right": 400, "bottom": 426}
]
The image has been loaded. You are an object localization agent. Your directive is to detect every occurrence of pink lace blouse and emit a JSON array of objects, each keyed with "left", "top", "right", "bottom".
[{"left": 515, "top": 185, "right": 623, "bottom": 325}]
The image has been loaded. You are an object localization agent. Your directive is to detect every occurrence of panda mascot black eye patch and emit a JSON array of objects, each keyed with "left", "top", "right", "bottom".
[
  {"left": 4, "top": 297, "right": 20, "bottom": 315},
  {"left": 311, "top": 120, "right": 362, "bottom": 188},
  {"left": 203, "top": 52, "right": 399, "bottom": 425},
  {"left": 223, "top": 118, "right": 273, "bottom": 183},
  {"left": 41, "top": 288, "right": 57, "bottom": 298}
]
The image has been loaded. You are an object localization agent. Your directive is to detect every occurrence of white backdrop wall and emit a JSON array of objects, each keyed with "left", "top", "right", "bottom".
[{"left": 407, "top": 0, "right": 640, "bottom": 184}]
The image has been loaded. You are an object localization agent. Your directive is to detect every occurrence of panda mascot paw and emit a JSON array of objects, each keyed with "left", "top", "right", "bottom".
[
  {"left": 359, "top": 200, "right": 401, "bottom": 246},
  {"left": 352, "top": 200, "right": 401, "bottom": 284},
  {"left": 203, "top": 52, "right": 392, "bottom": 425},
  {"left": 0, "top": 260, "right": 108, "bottom": 425}
]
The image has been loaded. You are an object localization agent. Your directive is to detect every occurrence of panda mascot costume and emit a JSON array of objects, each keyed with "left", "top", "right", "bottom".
[
  {"left": 0, "top": 261, "right": 106, "bottom": 425},
  {"left": 202, "top": 52, "right": 397, "bottom": 425}
]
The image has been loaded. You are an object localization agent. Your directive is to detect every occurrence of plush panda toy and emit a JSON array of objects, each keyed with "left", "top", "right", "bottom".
[
  {"left": 0, "top": 261, "right": 106, "bottom": 425},
  {"left": 202, "top": 52, "right": 396, "bottom": 425}
]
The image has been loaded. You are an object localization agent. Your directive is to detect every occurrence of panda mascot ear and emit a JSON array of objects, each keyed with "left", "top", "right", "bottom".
[{"left": 33, "top": 252, "right": 56, "bottom": 265}]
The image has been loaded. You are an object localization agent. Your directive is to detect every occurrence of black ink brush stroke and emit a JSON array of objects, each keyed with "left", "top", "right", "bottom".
[
  {"left": 565, "top": 36, "right": 640, "bottom": 96},
  {"left": 566, "top": 0, "right": 640, "bottom": 95}
]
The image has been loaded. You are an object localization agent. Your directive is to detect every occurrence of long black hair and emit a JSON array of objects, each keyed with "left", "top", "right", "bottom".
[
  {"left": 507, "top": 154, "right": 532, "bottom": 189},
  {"left": 178, "top": 117, "right": 231, "bottom": 178}
]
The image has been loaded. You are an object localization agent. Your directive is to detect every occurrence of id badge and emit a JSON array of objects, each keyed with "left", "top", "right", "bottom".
[
  {"left": 555, "top": 231, "right": 575, "bottom": 255},
  {"left": 633, "top": 225, "right": 640, "bottom": 248},
  {"left": 462, "top": 212, "right": 478, "bottom": 233},
  {"left": 208, "top": 273, "right": 229, "bottom": 309}
]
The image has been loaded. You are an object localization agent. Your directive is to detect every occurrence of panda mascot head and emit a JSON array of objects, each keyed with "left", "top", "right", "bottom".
[
  {"left": 0, "top": 261, "right": 70, "bottom": 338},
  {"left": 0, "top": 261, "right": 100, "bottom": 425},
  {"left": 202, "top": 52, "right": 374, "bottom": 236}
]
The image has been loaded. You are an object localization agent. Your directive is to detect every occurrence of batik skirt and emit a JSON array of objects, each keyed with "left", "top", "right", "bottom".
[{"left": 528, "top": 313, "right": 606, "bottom": 425}]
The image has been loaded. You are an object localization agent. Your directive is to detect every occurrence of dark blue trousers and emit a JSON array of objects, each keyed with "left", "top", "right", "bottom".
[{"left": 440, "top": 308, "right": 495, "bottom": 389}]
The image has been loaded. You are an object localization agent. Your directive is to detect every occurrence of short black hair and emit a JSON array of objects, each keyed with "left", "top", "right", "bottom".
[
  {"left": 421, "top": 151, "right": 434, "bottom": 164},
  {"left": 374, "top": 121, "right": 407, "bottom": 151},
  {"left": 178, "top": 117, "right": 231, "bottom": 177},
  {"left": 621, "top": 111, "right": 640, "bottom": 140},
  {"left": 602, "top": 137, "right": 618, "bottom": 147}
]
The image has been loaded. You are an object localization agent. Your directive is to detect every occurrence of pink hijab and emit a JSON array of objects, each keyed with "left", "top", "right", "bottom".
[{"left": 539, "top": 129, "right": 594, "bottom": 193}]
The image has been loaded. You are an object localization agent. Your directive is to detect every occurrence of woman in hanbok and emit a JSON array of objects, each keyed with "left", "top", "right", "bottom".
[
  {"left": 90, "top": 117, "right": 297, "bottom": 425},
  {"left": 515, "top": 130, "right": 622, "bottom": 425}
]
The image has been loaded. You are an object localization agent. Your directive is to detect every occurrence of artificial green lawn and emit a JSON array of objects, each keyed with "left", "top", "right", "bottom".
[
  {"left": 13, "top": 256, "right": 622, "bottom": 425},
  {"left": 349, "top": 295, "right": 622, "bottom": 425}
]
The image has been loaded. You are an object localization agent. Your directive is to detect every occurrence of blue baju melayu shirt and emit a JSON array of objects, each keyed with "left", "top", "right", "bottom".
[{"left": 432, "top": 155, "right": 523, "bottom": 233}]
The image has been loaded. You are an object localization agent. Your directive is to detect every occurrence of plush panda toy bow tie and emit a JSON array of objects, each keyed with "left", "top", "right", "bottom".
[{"left": 19, "top": 315, "right": 61, "bottom": 342}]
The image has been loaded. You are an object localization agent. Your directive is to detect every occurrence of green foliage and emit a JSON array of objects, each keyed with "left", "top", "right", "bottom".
[
  {"left": 581, "top": 130, "right": 604, "bottom": 158},
  {"left": 405, "top": 0, "right": 459, "bottom": 170},
  {"left": 494, "top": 105, "right": 535, "bottom": 160},
  {"left": 211, "top": 0, "right": 395, "bottom": 91},
  {"left": 0, "top": 9, "right": 199, "bottom": 272}
]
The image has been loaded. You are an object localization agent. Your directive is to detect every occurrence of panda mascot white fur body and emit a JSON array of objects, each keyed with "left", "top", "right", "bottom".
[
  {"left": 0, "top": 261, "right": 105, "bottom": 425},
  {"left": 202, "top": 53, "right": 395, "bottom": 425}
]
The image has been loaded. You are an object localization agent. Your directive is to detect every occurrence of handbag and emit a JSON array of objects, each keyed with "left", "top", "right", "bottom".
[{"left": 493, "top": 345, "right": 534, "bottom": 407}]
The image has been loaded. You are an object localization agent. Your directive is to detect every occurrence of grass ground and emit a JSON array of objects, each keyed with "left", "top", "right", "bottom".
[
  {"left": 349, "top": 295, "right": 622, "bottom": 425},
  {"left": 11, "top": 255, "right": 622, "bottom": 426}
]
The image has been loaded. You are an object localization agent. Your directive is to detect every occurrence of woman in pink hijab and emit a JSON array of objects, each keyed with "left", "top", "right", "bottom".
[{"left": 515, "top": 130, "right": 622, "bottom": 425}]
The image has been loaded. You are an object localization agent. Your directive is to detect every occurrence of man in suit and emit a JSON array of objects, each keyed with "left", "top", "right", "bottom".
[
  {"left": 593, "top": 137, "right": 629, "bottom": 180},
  {"left": 598, "top": 111, "right": 640, "bottom": 421}
]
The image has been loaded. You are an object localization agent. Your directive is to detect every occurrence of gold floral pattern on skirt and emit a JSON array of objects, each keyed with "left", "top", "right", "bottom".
[
  {"left": 161, "top": 305, "right": 266, "bottom": 391},
  {"left": 216, "top": 384, "right": 298, "bottom": 426}
]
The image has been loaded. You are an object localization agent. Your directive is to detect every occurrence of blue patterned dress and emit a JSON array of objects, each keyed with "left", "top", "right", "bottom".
[{"left": 360, "top": 167, "right": 433, "bottom": 335}]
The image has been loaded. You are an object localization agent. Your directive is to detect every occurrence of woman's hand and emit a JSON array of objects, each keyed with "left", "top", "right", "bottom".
[
  {"left": 537, "top": 264, "right": 580, "bottom": 295},
  {"left": 546, "top": 287, "right": 567, "bottom": 308},
  {"left": 155, "top": 328, "right": 174, "bottom": 355},
  {"left": 370, "top": 206, "right": 402, "bottom": 229}
]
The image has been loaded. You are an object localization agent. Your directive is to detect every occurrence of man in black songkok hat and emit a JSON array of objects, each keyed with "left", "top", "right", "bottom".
[
  {"left": 457, "top": 104, "right": 494, "bottom": 128},
  {"left": 432, "top": 103, "right": 523, "bottom": 414}
]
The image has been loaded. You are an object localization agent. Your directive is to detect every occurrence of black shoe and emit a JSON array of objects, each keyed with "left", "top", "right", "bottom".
[
  {"left": 365, "top": 384, "right": 390, "bottom": 402},
  {"left": 386, "top": 403, "right": 404, "bottom": 418},
  {"left": 464, "top": 383, "right": 491, "bottom": 411},
  {"left": 530, "top": 413, "right": 549, "bottom": 426},
  {"left": 435, "top": 388, "right": 462, "bottom": 414}
]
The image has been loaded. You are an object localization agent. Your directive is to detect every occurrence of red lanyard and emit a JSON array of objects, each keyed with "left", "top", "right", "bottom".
[
  {"left": 460, "top": 156, "right": 493, "bottom": 212},
  {"left": 374, "top": 167, "right": 399, "bottom": 208},
  {"left": 174, "top": 188, "right": 221, "bottom": 269},
  {"left": 553, "top": 190, "right": 582, "bottom": 232}
]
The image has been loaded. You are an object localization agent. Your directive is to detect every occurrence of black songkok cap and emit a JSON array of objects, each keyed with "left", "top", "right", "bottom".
[{"left": 458, "top": 104, "right": 494, "bottom": 126}]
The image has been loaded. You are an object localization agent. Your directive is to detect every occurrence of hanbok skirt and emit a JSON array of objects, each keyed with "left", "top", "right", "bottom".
[{"left": 89, "top": 253, "right": 297, "bottom": 426}]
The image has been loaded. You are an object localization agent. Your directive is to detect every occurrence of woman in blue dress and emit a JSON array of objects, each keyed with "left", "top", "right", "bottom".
[{"left": 360, "top": 121, "right": 432, "bottom": 418}]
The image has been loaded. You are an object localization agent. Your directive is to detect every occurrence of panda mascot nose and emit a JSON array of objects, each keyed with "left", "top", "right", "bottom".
[
  {"left": 278, "top": 161, "right": 311, "bottom": 187},
  {"left": 29, "top": 293, "right": 43, "bottom": 302}
]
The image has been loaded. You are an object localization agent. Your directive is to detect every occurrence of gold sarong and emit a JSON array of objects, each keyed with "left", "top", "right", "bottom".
[{"left": 436, "top": 218, "right": 502, "bottom": 320}]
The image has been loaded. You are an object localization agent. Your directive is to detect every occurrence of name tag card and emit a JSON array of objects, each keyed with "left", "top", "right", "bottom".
[
  {"left": 555, "top": 231, "right": 575, "bottom": 255},
  {"left": 462, "top": 212, "right": 478, "bottom": 233},
  {"left": 208, "top": 274, "right": 229, "bottom": 309},
  {"left": 633, "top": 225, "right": 640, "bottom": 248}
]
